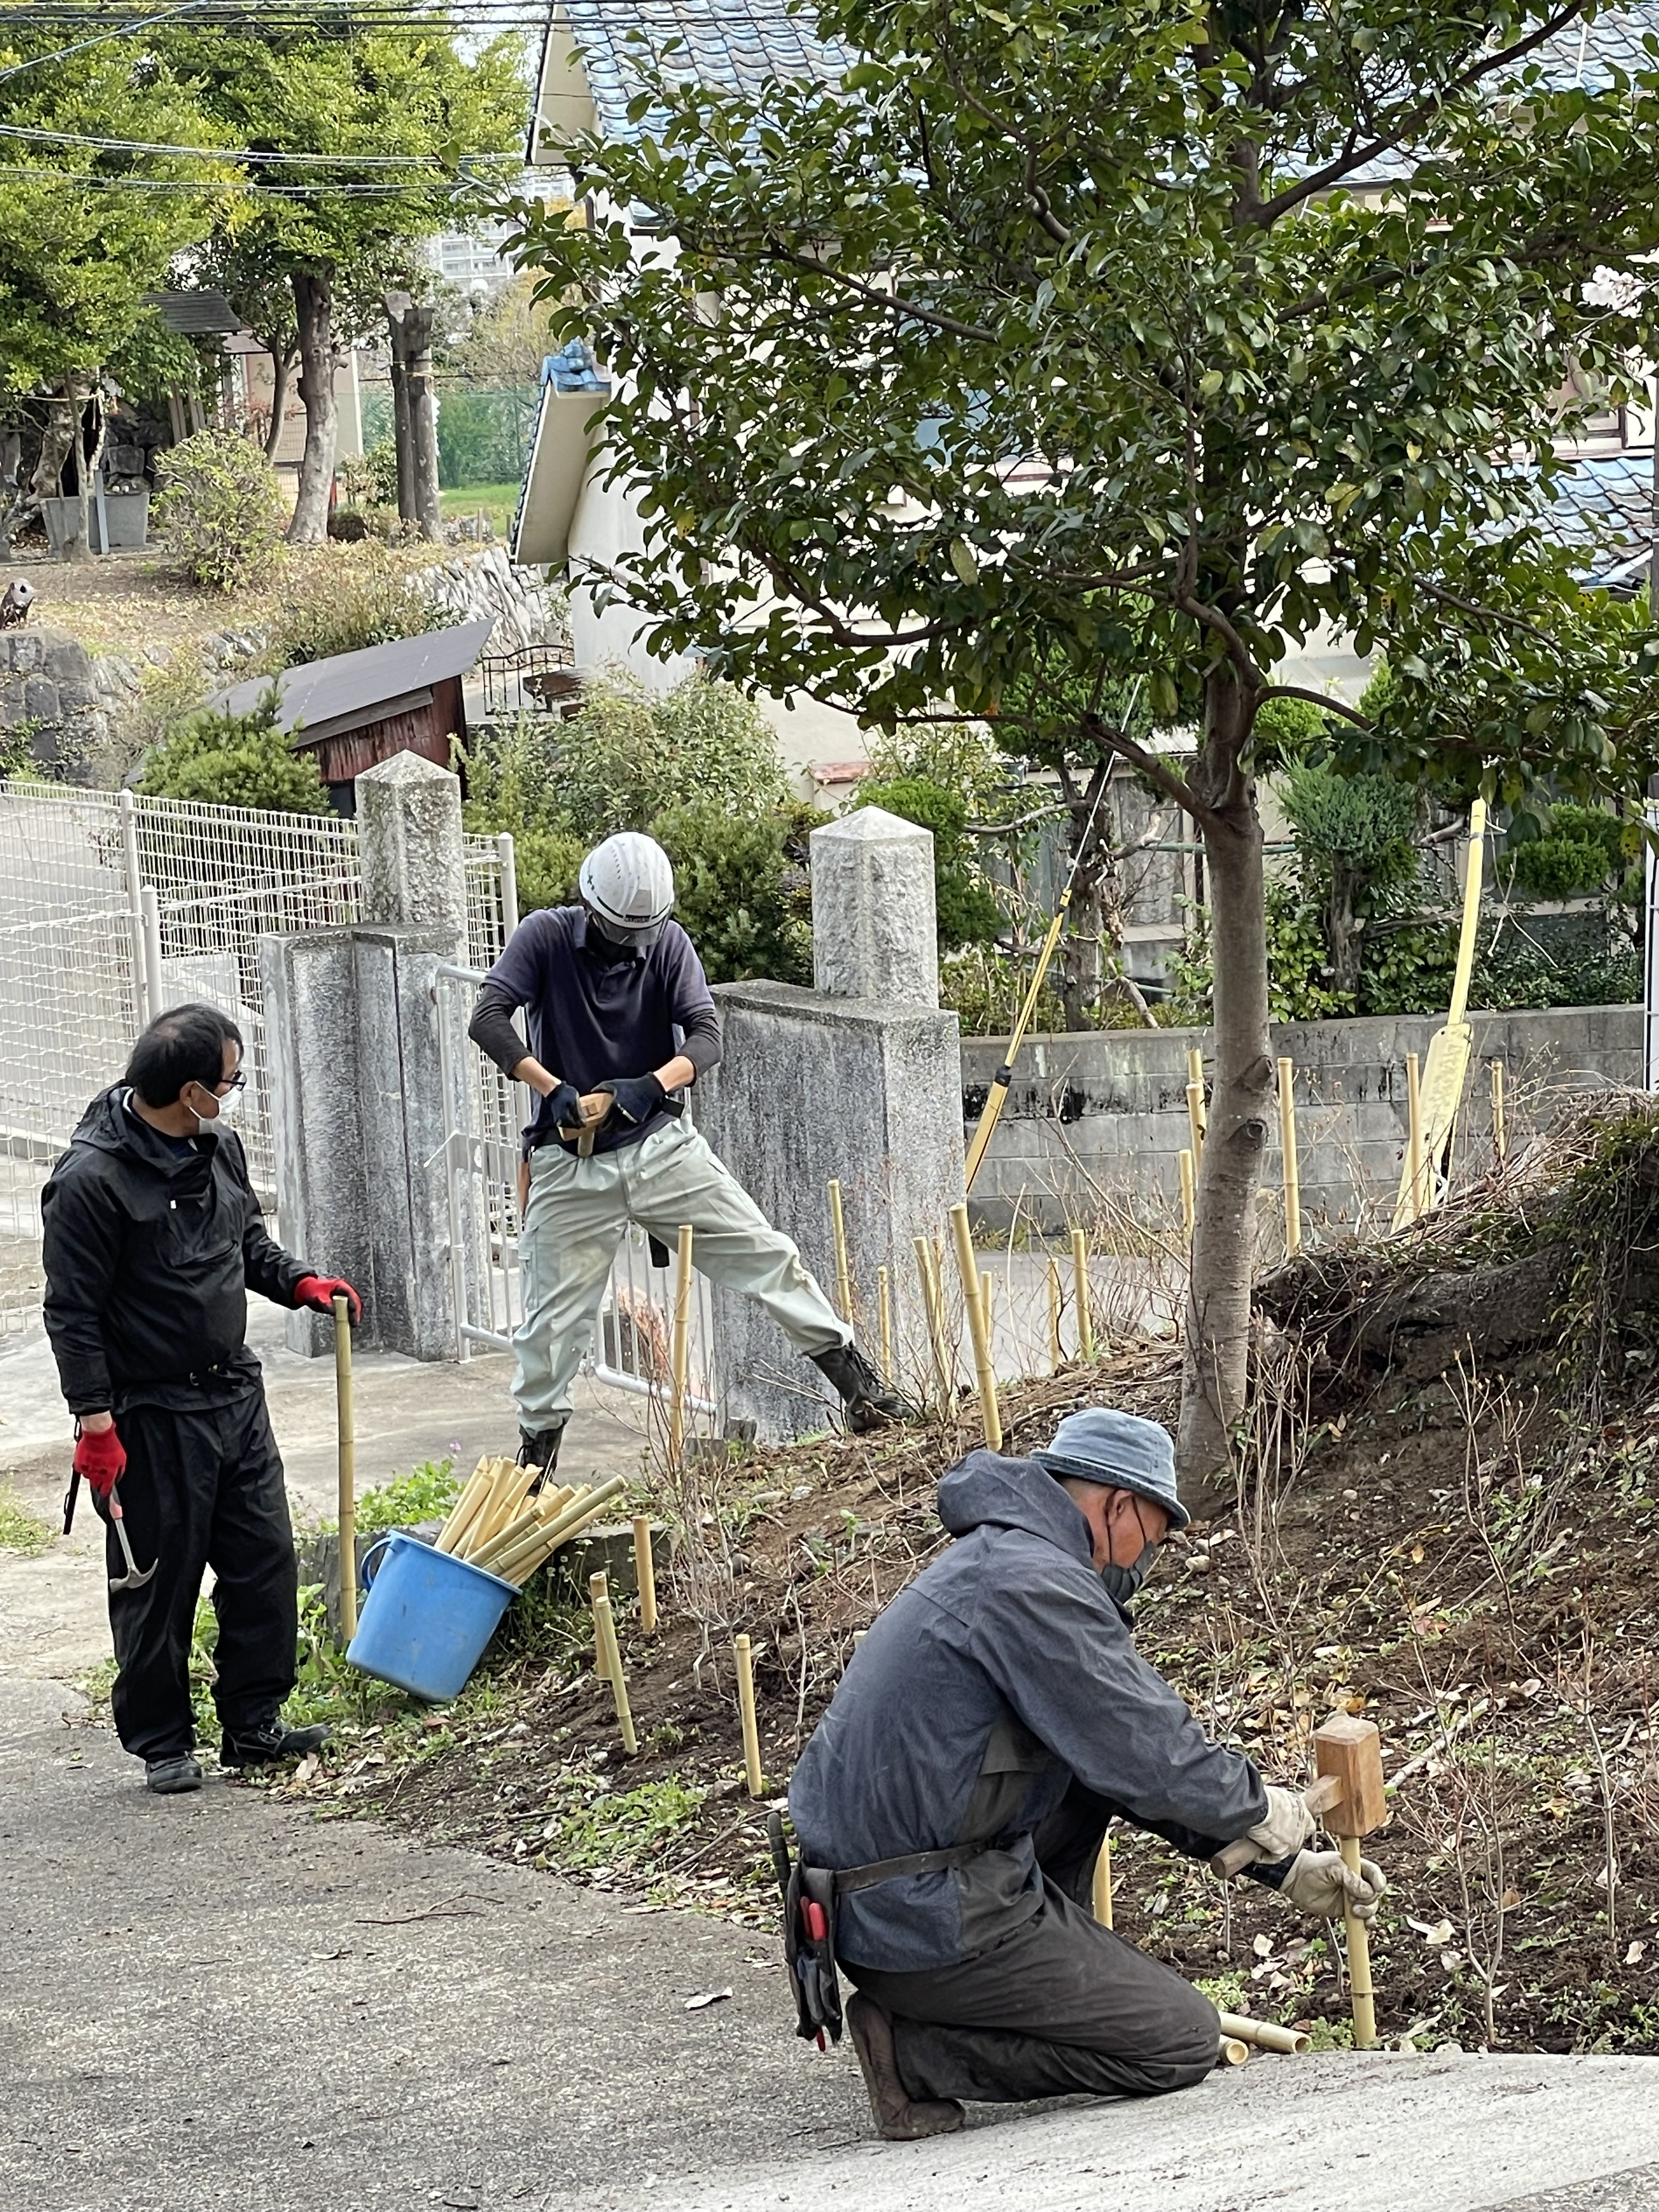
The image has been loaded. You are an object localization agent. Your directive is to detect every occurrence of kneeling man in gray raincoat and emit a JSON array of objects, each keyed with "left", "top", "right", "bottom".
[{"left": 788, "top": 1407, "right": 1386, "bottom": 2141}]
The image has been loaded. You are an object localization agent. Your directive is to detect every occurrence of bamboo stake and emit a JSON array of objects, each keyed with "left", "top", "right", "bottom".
[
  {"left": 734, "top": 1633, "right": 764, "bottom": 1798},
  {"left": 472, "top": 1459, "right": 534, "bottom": 1548},
  {"left": 1091, "top": 1836, "right": 1113, "bottom": 1929},
  {"left": 1339, "top": 1836, "right": 1378, "bottom": 2049},
  {"left": 435, "top": 1458, "right": 494, "bottom": 1555},
  {"left": 1047, "top": 1258, "right": 1063, "bottom": 1374},
  {"left": 827, "top": 1178, "right": 853, "bottom": 1323},
  {"left": 633, "top": 1516, "right": 658, "bottom": 1633},
  {"left": 980, "top": 1271, "right": 996, "bottom": 1350},
  {"left": 668, "top": 1223, "right": 693, "bottom": 1470},
  {"left": 1185, "top": 1081, "right": 1206, "bottom": 1172},
  {"left": 913, "top": 1235, "right": 954, "bottom": 1418},
  {"left": 444, "top": 1456, "right": 511, "bottom": 1559},
  {"left": 1179, "top": 1147, "right": 1195, "bottom": 1239},
  {"left": 1216, "top": 2011, "right": 1311, "bottom": 2057},
  {"left": 1277, "top": 1056, "right": 1302, "bottom": 1259},
  {"left": 468, "top": 1485, "right": 579, "bottom": 1572},
  {"left": 877, "top": 1265, "right": 893, "bottom": 1383},
  {"left": 1406, "top": 1051, "right": 1427, "bottom": 1221},
  {"left": 592, "top": 1592, "right": 636, "bottom": 1753},
  {"left": 1187, "top": 1043, "right": 1204, "bottom": 1094},
  {"left": 334, "top": 1294, "right": 357, "bottom": 1643},
  {"left": 590, "top": 1571, "right": 613, "bottom": 1681},
  {"left": 950, "top": 1203, "right": 1003, "bottom": 1452},
  {"left": 1070, "top": 1227, "right": 1094, "bottom": 1362},
  {"left": 1217, "top": 2037, "right": 1251, "bottom": 2068},
  {"left": 532, "top": 1474, "right": 627, "bottom": 1553},
  {"left": 1491, "top": 1058, "right": 1507, "bottom": 1167}
]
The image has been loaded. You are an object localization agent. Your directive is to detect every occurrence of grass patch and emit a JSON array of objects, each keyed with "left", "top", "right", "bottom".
[
  {"left": 441, "top": 483, "right": 520, "bottom": 532},
  {"left": 539, "top": 1773, "right": 707, "bottom": 1877},
  {"left": 0, "top": 1486, "right": 54, "bottom": 1555}
]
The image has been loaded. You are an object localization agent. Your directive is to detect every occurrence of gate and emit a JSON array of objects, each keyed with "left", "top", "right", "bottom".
[
  {"left": 0, "top": 780, "right": 514, "bottom": 1339},
  {"left": 432, "top": 961, "right": 719, "bottom": 1414}
]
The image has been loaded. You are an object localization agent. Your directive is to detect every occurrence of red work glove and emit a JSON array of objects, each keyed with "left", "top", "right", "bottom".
[
  {"left": 74, "top": 1421, "right": 127, "bottom": 1501},
  {"left": 295, "top": 1274, "right": 363, "bottom": 1325}
]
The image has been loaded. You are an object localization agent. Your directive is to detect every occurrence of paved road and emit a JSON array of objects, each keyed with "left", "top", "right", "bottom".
[{"left": 7, "top": 1670, "right": 1659, "bottom": 2212}]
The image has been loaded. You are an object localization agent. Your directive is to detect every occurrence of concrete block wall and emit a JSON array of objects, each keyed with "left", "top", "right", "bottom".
[{"left": 962, "top": 1005, "right": 1644, "bottom": 1235}]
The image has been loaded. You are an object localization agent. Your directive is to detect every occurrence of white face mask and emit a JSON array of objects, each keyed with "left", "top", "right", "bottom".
[{"left": 194, "top": 1079, "right": 244, "bottom": 1126}]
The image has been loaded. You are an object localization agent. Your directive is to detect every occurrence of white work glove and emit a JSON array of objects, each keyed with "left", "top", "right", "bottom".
[
  {"left": 1242, "top": 1784, "right": 1318, "bottom": 1863},
  {"left": 1278, "top": 1848, "right": 1388, "bottom": 1922}
]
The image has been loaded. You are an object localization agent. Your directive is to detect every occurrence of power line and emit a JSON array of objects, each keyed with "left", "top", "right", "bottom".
[
  {"left": 0, "top": 120, "right": 520, "bottom": 164},
  {"left": 0, "top": 0, "right": 211, "bottom": 82},
  {"left": 0, "top": 162, "right": 512, "bottom": 195}
]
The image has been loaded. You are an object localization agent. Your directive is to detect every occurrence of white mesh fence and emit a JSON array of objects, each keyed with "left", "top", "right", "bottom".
[{"left": 0, "top": 781, "right": 516, "bottom": 1339}]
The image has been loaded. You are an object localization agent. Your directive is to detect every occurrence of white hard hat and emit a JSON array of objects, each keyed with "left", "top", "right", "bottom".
[{"left": 579, "top": 831, "right": 675, "bottom": 947}]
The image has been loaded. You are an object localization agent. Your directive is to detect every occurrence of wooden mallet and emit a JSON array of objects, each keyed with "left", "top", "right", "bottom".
[{"left": 1210, "top": 1713, "right": 1387, "bottom": 2051}]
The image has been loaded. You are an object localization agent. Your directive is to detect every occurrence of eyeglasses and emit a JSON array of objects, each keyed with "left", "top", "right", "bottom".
[{"left": 201, "top": 1069, "right": 246, "bottom": 1096}]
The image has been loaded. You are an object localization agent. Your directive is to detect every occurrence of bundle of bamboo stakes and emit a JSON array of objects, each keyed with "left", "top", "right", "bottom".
[{"left": 432, "top": 1457, "right": 629, "bottom": 1587}]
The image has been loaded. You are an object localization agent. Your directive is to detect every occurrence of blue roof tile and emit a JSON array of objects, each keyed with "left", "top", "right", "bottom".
[{"left": 560, "top": 0, "right": 850, "bottom": 141}]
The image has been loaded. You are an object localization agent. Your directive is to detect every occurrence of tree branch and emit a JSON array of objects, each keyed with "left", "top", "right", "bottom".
[{"left": 1255, "top": 684, "right": 1373, "bottom": 731}]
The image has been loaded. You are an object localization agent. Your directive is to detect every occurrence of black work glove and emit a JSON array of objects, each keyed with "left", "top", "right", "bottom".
[
  {"left": 595, "top": 1073, "right": 666, "bottom": 1128},
  {"left": 544, "top": 1081, "right": 585, "bottom": 1130}
]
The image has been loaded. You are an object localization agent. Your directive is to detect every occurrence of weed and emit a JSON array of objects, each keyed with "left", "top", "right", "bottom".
[
  {"left": 355, "top": 1459, "right": 458, "bottom": 1538},
  {"left": 0, "top": 1487, "right": 53, "bottom": 1555},
  {"left": 539, "top": 1774, "right": 706, "bottom": 1875}
]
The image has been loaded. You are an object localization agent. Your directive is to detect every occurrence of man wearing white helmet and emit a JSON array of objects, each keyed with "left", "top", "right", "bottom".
[{"left": 470, "top": 830, "right": 907, "bottom": 1472}]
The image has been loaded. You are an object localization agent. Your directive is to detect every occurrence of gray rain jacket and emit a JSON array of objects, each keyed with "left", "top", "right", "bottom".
[{"left": 788, "top": 1449, "right": 1269, "bottom": 1972}]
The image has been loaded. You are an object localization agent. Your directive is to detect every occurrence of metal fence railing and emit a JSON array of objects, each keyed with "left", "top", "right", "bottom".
[{"left": 0, "top": 782, "right": 518, "bottom": 1340}]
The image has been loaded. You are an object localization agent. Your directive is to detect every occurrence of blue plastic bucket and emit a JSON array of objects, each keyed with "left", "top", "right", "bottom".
[{"left": 345, "top": 1531, "right": 517, "bottom": 1702}]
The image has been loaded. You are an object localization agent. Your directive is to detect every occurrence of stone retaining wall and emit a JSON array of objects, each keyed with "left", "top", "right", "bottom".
[{"left": 962, "top": 1005, "right": 1644, "bottom": 1234}]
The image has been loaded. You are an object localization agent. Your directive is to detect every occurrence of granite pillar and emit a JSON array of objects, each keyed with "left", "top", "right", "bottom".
[
  {"left": 356, "top": 749, "right": 467, "bottom": 951},
  {"left": 695, "top": 807, "right": 964, "bottom": 1440}
]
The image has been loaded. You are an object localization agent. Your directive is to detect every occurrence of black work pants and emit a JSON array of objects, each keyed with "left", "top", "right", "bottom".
[
  {"left": 844, "top": 1783, "right": 1220, "bottom": 2106},
  {"left": 101, "top": 1391, "right": 298, "bottom": 1760}
]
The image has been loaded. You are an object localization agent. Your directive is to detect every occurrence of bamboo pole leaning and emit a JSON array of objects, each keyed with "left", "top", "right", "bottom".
[
  {"left": 735, "top": 1633, "right": 764, "bottom": 1798},
  {"left": 1491, "top": 1058, "right": 1507, "bottom": 1167},
  {"left": 1405, "top": 1051, "right": 1429, "bottom": 1221},
  {"left": 1091, "top": 1837, "right": 1113, "bottom": 1929},
  {"left": 1047, "top": 1259, "right": 1063, "bottom": 1374},
  {"left": 877, "top": 1265, "right": 893, "bottom": 1383},
  {"left": 334, "top": 1294, "right": 357, "bottom": 1643},
  {"left": 592, "top": 1589, "right": 636, "bottom": 1753},
  {"left": 949, "top": 1203, "right": 1002, "bottom": 1452},
  {"left": 589, "top": 1571, "right": 614, "bottom": 1683},
  {"left": 1179, "top": 1148, "right": 1195, "bottom": 1240}
]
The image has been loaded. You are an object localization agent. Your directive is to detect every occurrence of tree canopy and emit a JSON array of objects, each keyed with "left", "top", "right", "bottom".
[{"left": 515, "top": 0, "right": 1659, "bottom": 1490}]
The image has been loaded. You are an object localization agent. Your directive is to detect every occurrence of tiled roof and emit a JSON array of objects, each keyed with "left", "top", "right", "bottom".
[
  {"left": 1543, "top": 0, "right": 1659, "bottom": 87},
  {"left": 1530, "top": 449, "right": 1655, "bottom": 586},
  {"left": 558, "top": 0, "right": 850, "bottom": 141}
]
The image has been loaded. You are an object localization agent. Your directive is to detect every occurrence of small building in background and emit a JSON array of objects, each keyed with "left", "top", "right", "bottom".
[{"left": 211, "top": 619, "right": 492, "bottom": 816}]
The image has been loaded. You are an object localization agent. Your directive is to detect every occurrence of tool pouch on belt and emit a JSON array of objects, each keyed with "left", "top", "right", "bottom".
[
  {"left": 768, "top": 1812, "right": 988, "bottom": 2053},
  {"left": 770, "top": 1811, "right": 843, "bottom": 2047}
]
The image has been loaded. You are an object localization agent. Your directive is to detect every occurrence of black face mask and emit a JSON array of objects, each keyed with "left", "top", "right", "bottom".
[{"left": 1100, "top": 1539, "right": 1159, "bottom": 1610}]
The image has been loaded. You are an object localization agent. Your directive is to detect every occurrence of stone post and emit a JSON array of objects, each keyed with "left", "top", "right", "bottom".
[
  {"left": 259, "top": 925, "right": 459, "bottom": 1361},
  {"left": 696, "top": 808, "right": 965, "bottom": 1441},
  {"left": 356, "top": 749, "right": 467, "bottom": 951}
]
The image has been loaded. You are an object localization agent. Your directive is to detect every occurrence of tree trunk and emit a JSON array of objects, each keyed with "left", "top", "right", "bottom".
[
  {"left": 1328, "top": 860, "right": 1360, "bottom": 1000},
  {"left": 1177, "top": 668, "right": 1276, "bottom": 1504},
  {"left": 263, "top": 346, "right": 297, "bottom": 461},
  {"left": 1058, "top": 760, "right": 1112, "bottom": 1029},
  {"left": 386, "top": 291, "right": 441, "bottom": 541},
  {"left": 32, "top": 387, "right": 84, "bottom": 562},
  {"left": 289, "top": 269, "right": 338, "bottom": 544}
]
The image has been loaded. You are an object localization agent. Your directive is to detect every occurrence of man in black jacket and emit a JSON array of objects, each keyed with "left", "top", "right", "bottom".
[
  {"left": 789, "top": 1408, "right": 1387, "bottom": 2140},
  {"left": 42, "top": 1003, "right": 362, "bottom": 1796}
]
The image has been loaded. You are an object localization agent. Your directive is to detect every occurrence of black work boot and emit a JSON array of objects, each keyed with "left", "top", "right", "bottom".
[
  {"left": 810, "top": 1344, "right": 917, "bottom": 1435},
  {"left": 845, "top": 1994, "right": 964, "bottom": 2142},
  {"left": 516, "top": 1423, "right": 566, "bottom": 1477},
  {"left": 144, "top": 1753, "right": 203, "bottom": 1795},
  {"left": 220, "top": 1719, "right": 331, "bottom": 1769}
]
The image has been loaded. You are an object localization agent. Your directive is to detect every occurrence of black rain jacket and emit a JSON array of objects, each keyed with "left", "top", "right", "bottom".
[
  {"left": 41, "top": 1087, "right": 308, "bottom": 1417},
  {"left": 788, "top": 1450, "right": 1271, "bottom": 1972}
]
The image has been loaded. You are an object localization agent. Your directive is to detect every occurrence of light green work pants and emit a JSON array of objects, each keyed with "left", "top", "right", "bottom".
[{"left": 512, "top": 1118, "right": 850, "bottom": 1431}]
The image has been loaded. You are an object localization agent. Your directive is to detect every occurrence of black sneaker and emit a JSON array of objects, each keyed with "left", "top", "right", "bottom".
[
  {"left": 144, "top": 1753, "right": 203, "bottom": 1795},
  {"left": 516, "top": 1423, "right": 566, "bottom": 1476},
  {"left": 810, "top": 1344, "right": 918, "bottom": 1434},
  {"left": 220, "top": 1720, "right": 332, "bottom": 1769}
]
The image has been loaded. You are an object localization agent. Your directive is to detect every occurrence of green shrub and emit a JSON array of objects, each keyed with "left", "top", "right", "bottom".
[
  {"left": 855, "top": 774, "right": 1005, "bottom": 953},
  {"left": 262, "top": 563, "right": 448, "bottom": 671},
  {"left": 1503, "top": 802, "right": 1635, "bottom": 904},
  {"left": 153, "top": 428, "right": 287, "bottom": 593},
  {"left": 139, "top": 688, "right": 330, "bottom": 815},
  {"left": 338, "top": 436, "right": 399, "bottom": 513},
  {"left": 354, "top": 1459, "right": 459, "bottom": 1536},
  {"left": 650, "top": 799, "right": 814, "bottom": 984},
  {"left": 553, "top": 671, "right": 787, "bottom": 841}
]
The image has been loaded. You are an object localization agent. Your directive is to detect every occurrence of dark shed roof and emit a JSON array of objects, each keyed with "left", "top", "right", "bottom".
[
  {"left": 212, "top": 620, "right": 492, "bottom": 748},
  {"left": 143, "top": 289, "right": 240, "bottom": 335}
]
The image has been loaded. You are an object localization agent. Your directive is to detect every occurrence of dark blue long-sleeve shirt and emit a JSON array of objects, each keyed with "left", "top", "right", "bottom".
[{"left": 469, "top": 905, "right": 721, "bottom": 1153}]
